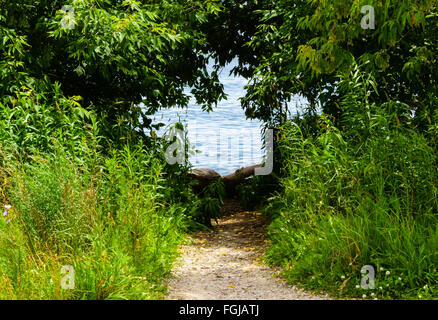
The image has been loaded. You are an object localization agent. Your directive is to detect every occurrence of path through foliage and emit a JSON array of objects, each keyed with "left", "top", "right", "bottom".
[{"left": 167, "top": 200, "right": 329, "bottom": 300}]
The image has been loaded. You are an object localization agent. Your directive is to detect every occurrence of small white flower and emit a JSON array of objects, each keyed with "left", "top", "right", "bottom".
[
  {"left": 362, "top": 294, "right": 367, "bottom": 299},
  {"left": 423, "top": 285, "right": 428, "bottom": 290},
  {"left": 374, "top": 298, "right": 378, "bottom": 300},
  {"left": 379, "top": 286, "right": 383, "bottom": 290},
  {"left": 386, "top": 284, "right": 389, "bottom": 287},
  {"left": 341, "top": 275, "right": 345, "bottom": 280},
  {"left": 385, "top": 271, "right": 390, "bottom": 275},
  {"left": 356, "top": 285, "right": 360, "bottom": 289},
  {"left": 418, "top": 295, "right": 422, "bottom": 299},
  {"left": 380, "top": 267, "right": 384, "bottom": 271},
  {"left": 398, "top": 277, "right": 402, "bottom": 281},
  {"left": 3, "top": 205, "right": 11, "bottom": 218},
  {"left": 371, "top": 292, "right": 375, "bottom": 296}
]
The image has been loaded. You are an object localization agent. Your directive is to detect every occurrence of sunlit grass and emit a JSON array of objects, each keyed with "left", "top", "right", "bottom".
[{"left": 263, "top": 70, "right": 438, "bottom": 299}]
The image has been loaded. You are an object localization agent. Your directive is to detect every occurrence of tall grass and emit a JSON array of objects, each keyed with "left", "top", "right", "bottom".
[
  {"left": 264, "top": 66, "right": 438, "bottom": 299},
  {"left": 0, "top": 142, "right": 192, "bottom": 299},
  {"left": 0, "top": 85, "right": 197, "bottom": 299}
]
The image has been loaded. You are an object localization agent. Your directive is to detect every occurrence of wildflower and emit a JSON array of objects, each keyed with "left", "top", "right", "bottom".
[
  {"left": 423, "top": 285, "right": 428, "bottom": 290},
  {"left": 362, "top": 294, "right": 367, "bottom": 299},
  {"left": 371, "top": 293, "right": 375, "bottom": 296},
  {"left": 374, "top": 298, "right": 378, "bottom": 300},
  {"left": 398, "top": 277, "right": 402, "bottom": 281},
  {"left": 356, "top": 285, "right": 360, "bottom": 289},
  {"left": 418, "top": 295, "right": 422, "bottom": 299},
  {"left": 385, "top": 271, "right": 390, "bottom": 275},
  {"left": 341, "top": 275, "right": 345, "bottom": 280},
  {"left": 380, "top": 267, "right": 384, "bottom": 271},
  {"left": 379, "top": 286, "right": 383, "bottom": 290},
  {"left": 3, "top": 205, "right": 11, "bottom": 218}
]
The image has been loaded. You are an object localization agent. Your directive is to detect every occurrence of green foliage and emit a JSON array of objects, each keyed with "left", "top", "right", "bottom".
[
  {"left": 236, "top": 174, "right": 279, "bottom": 210},
  {"left": 264, "top": 67, "right": 438, "bottom": 299},
  {"left": 197, "top": 179, "right": 226, "bottom": 227},
  {"left": 1, "top": 0, "right": 226, "bottom": 138},
  {"left": 0, "top": 82, "right": 99, "bottom": 161},
  {"left": 2, "top": 0, "right": 438, "bottom": 301},
  {"left": 219, "top": 0, "right": 438, "bottom": 128},
  {"left": 0, "top": 140, "right": 192, "bottom": 299}
]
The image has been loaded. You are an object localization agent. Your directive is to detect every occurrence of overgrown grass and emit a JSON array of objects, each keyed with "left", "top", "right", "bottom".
[
  {"left": 0, "top": 143, "right": 192, "bottom": 299},
  {"left": 263, "top": 68, "right": 438, "bottom": 299},
  {"left": 0, "top": 84, "right": 200, "bottom": 299}
]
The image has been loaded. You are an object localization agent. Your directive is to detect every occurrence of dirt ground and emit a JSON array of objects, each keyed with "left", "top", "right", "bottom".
[{"left": 167, "top": 200, "right": 330, "bottom": 300}]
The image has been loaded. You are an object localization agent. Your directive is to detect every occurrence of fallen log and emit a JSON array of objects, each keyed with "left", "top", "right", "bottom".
[
  {"left": 188, "top": 168, "right": 221, "bottom": 189},
  {"left": 188, "top": 164, "right": 262, "bottom": 194}
]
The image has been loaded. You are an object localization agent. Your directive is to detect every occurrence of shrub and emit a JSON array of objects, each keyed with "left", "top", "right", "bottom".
[
  {"left": 0, "top": 142, "right": 190, "bottom": 299},
  {"left": 264, "top": 66, "right": 438, "bottom": 299}
]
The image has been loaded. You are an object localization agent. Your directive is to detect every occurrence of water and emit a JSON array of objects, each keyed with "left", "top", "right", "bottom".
[
  {"left": 152, "top": 62, "right": 305, "bottom": 176},
  {"left": 152, "top": 63, "right": 263, "bottom": 175}
]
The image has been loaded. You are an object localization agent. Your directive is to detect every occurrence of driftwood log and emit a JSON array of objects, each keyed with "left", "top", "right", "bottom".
[{"left": 188, "top": 164, "right": 262, "bottom": 194}]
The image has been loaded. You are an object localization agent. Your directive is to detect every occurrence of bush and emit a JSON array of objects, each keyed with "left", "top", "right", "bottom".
[
  {"left": 0, "top": 139, "right": 192, "bottom": 299},
  {"left": 264, "top": 67, "right": 438, "bottom": 299}
]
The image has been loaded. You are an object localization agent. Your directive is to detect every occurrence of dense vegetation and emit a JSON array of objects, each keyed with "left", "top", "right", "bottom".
[
  {"left": 1, "top": 0, "right": 437, "bottom": 300},
  {"left": 0, "top": 0, "right": 220, "bottom": 299},
  {"left": 232, "top": 0, "right": 438, "bottom": 299},
  {"left": 264, "top": 67, "right": 438, "bottom": 299}
]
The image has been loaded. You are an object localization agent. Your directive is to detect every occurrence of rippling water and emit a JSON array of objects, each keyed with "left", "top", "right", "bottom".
[
  {"left": 152, "top": 64, "right": 263, "bottom": 175},
  {"left": 152, "top": 62, "right": 304, "bottom": 175}
]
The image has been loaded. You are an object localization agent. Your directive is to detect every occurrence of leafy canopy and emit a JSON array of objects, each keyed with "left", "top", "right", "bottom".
[
  {"left": 218, "top": 0, "right": 438, "bottom": 128},
  {"left": 1, "top": 0, "right": 225, "bottom": 139}
]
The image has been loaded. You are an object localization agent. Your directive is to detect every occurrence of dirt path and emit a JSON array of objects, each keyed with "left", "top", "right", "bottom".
[{"left": 167, "top": 200, "right": 329, "bottom": 300}]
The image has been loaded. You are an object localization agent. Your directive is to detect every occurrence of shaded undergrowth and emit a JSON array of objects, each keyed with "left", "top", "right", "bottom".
[{"left": 261, "top": 67, "right": 438, "bottom": 299}]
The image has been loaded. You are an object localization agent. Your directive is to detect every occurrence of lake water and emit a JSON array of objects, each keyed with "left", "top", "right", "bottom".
[
  {"left": 152, "top": 62, "right": 305, "bottom": 176},
  {"left": 152, "top": 64, "right": 264, "bottom": 175}
]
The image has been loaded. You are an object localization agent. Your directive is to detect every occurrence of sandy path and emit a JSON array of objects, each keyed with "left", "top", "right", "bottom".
[{"left": 167, "top": 200, "right": 329, "bottom": 300}]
